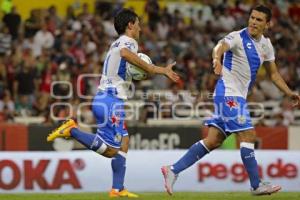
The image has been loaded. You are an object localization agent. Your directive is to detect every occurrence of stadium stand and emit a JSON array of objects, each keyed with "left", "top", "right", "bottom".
[{"left": 0, "top": 0, "right": 299, "bottom": 127}]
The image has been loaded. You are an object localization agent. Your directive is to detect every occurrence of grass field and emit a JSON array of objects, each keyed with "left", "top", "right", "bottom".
[{"left": 0, "top": 192, "right": 299, "bottom": 200}]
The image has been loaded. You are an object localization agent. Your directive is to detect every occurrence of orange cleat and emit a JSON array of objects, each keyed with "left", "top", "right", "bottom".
[{"left": 109, "top": 188, "right": 139, "bottom": 198}]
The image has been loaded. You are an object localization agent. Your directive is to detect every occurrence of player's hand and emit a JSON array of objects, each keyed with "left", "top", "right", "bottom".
[
  {"left": 213, "top": 59, "right": 222, "bottom": 75},
  {"left": 165, "top": 61, "right": 180, "bottom": 82},
  {"left": 290, "top": 93, "right": 300, "bottom": 108}
]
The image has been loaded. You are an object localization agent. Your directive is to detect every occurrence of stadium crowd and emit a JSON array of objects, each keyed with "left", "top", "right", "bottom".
[{"left": 0, "top": 0, "right": 299, "bottom": 126}]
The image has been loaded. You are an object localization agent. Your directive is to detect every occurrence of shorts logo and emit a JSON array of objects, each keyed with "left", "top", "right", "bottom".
[
  {"left": 237, "top": 115, "right": 246, "bottom": 124},
  {"left": 114, "top": 133, "right": 122, "bottom": 143},
  {"left": 226, "top": 99, "right": 238, "bottom": 109}
]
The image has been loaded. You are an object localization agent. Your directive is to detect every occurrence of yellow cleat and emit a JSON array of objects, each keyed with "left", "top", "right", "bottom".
[
  {"left": 47, "top": 119, "right": 77, "bottom": 142},
  {"left": 119, "top": 189, "right": 139, "bottom": 198},
  {"left": 109, "top": 189, "right": 139, "bottom": 198}
]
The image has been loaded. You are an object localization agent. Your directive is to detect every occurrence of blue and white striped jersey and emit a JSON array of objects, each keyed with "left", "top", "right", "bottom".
[
  {"left": 98, "top": 35, "right": 138, "bottom": 99},
  {"left": 214, "top": 28, "right": 275, "bottom": 98}
]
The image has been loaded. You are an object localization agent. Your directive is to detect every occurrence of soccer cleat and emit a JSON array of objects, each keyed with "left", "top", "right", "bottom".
[
  {"left": 47, "top": 119, "right": 77, "bottom": 142},
  {"left": 161, "top": 165, "right": 178, "bottom": 195},
  {"left": 109, "top": 189, "right": 139, "bottom": 198},
  {"left": 119, "top": 189, "right": 139, "bottom": 198},
  {"left": 251, "top": 181, "right": 282, "bottom": 195},
  {"left": 109, "top": 189, "right": 119, "bottom": 198}
]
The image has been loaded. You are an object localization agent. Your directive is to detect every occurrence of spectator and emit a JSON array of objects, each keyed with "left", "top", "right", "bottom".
[
  {"left": 219, "top": 9, "right": 236, "bottom": 32},
  {"left": 48, "top": 5, "right": 62, "bottom": 31},
  {"left": 24, "top": 10, "right": 41, "bottom": 38},
  {"left": 0, "top": 90, "right": 14, "bottom": 121},
  {"left": 33, "top": 22, "right": 54, "bottom": 57},
  {"left": 0, "top": 26, "right": 12, "bottom": 56},
  {"left": 2, "top": 6, "right": 21, "bottom": 40},
  {"left": 0, "top": 59, "right": 7, "bottom": 98},
  {"left": 145, "top": 0, "right": 160, "bottom": 31},
  {"left": 0, "top": 1, "right": 298, "bottom": 124},
  {"left": 13, "top": 58, "right": 38, "bottom": 105}
]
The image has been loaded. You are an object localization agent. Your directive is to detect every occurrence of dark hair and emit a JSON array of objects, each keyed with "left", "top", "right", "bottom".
[
  {"left": 114, "top": 9, "right": 138, "bottom": 35},
  {"left": 251, "top": 5, "right": 272, "bottom": 22}
]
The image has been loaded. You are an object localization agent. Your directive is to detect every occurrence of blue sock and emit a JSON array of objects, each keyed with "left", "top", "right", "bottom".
[
  {"left": 240, "top": 142, "right": 260, "bottom": 189},
  {"left": 172, "top": 140, "right": 209, "bottom": 174},
  {"left": 70, "top": 128, "right": 106, "bottom": 153},
  {"left": 111, "top": 152, "right": 126, "bottom": 191}
]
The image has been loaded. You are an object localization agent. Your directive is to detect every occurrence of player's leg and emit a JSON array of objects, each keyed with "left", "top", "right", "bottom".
[
  {"left": 238, "top": 130, "right": 260, "bottom": 189},
  {"left": 161, "top": 126, "right": 226, "bottom": 195},
  {"left": 47, "top": 91, "right": 120, "bottom": 158},
  {"left": 238, "top": 130, "right": 281, "bottom": 195},
  {"left": 172, "top": 126, "right": 225, "bottom": 174},
  {"left": 47, "top": 118, "right": 119, "bottom": 157},
  {"left": 109, "top": 136, "right": 138, "bottom": 198},
  {"left": 47, "top": 118, "right": 106, "bottom": 153}
]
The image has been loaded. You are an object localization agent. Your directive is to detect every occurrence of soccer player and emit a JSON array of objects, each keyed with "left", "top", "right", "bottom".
[
  {"left": 47, "top": 9, "right": 179, "bottom": 198},
  {"left": 161, "top": 5, "right": 300, "bottom": 196}
]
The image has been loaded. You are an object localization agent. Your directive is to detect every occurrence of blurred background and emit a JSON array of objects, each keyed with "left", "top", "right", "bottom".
[{"left": 0, "top": 0, "right": 299, "bottom": 194}]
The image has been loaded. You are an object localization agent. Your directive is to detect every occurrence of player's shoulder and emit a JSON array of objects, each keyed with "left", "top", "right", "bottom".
[
  {"left": 225, "top": 29, "right": 244, "bottom": 39},
  {"left": 261, "top": 35, "right": 272, "bottom": 44},
  {"left": 260, "top": 35, "right": 273, "bottom": 48},
  {"left": 119, "top": 35, "right": 137, "bottom": 43},
  {"left": 119, "top": 35, "right": 138, "bottom": 49}
]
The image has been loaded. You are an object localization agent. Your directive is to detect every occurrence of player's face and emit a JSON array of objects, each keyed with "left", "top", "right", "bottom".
[
  {"left": 248, "top": 10, "right": 269, "bottom": 39},
  {"left": 131, "top": 18, "right": 141, "bottom": 40}
]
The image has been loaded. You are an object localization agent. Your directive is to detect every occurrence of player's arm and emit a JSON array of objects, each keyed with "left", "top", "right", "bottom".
[
  {"left": 264, "top": 60, "right": 300, "bottom": 107},
  {"left": 212, "top": 41, "right": 230, "bottom": 75},
  {"left": 120, "top": 48, "right": 179, "bottom": 82}
]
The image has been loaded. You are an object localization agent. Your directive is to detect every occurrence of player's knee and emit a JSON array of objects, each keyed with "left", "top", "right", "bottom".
[
  {"left": 239, "top": 131, "right": 256, "bottom": 143},
  {"left": 212, "top": 140, "right": 223, "bottom": 149},
  {"left": 204, "top": 139, "right": 223, "bottom": 150},
  {"left": 102, "top": 153, "right": 115, "bottom": 158},
  {"left": 102, "top": 147, "right": 119, "bottom": 158}
]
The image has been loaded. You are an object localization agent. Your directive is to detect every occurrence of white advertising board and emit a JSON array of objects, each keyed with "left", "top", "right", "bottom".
[{"left": 0, "top": 150, "right": 299, "bottom": 193}]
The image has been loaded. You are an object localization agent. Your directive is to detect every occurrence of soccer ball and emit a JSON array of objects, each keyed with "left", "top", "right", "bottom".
[{"left": 127, "top": 53, "right": 152, "bottom": 80}]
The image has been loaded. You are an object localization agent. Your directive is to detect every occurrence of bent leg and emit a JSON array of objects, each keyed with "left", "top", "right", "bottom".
[{"left": 71, "top": 128, "right": 109, "bottom": 154}]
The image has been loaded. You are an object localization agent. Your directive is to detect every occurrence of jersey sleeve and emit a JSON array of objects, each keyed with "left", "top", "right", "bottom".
[
  {"left": 119, "top": 37, "right": 138, "bottom": 53},
  {"left": 221, "top": 31, "right": 240, "bottom": 50},
  {"left": 264, "top": 38, "right": 275, "bottom": 62}
]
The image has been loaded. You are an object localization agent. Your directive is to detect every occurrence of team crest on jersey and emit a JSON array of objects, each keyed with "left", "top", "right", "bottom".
[
  {"left": 114, "top": 133, "right": 122, "bottom": 143},
  {"left": 226, "top": 99, "right": 239, "bottom": 109}
]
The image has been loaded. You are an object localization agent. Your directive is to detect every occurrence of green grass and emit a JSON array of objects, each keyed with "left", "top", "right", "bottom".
[{"left": 0, "top": 192, "right": 299, "bottom": 200}]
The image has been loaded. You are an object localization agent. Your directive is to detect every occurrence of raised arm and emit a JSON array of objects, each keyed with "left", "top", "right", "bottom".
[
  {"left": 212, "top": 41, "right": 230, "bottom": 75},
  {"left": 120, "top": 48, "right": 179, "bottom": 82},
  {"left": 264, "top": 60, "right": 300, "bottom": 107}
]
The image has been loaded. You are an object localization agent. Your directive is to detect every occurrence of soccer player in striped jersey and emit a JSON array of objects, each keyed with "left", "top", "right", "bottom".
[
  {"left": 161, "top": 5, "right": 300, "bottom": 196},
  {"left": 47, "top": 9, "right": 179, "bottom": 198}
]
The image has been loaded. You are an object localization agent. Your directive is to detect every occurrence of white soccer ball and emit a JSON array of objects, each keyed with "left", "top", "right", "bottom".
[{"left": 127, "top": 53, "right": 152, "bottom": 80}]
